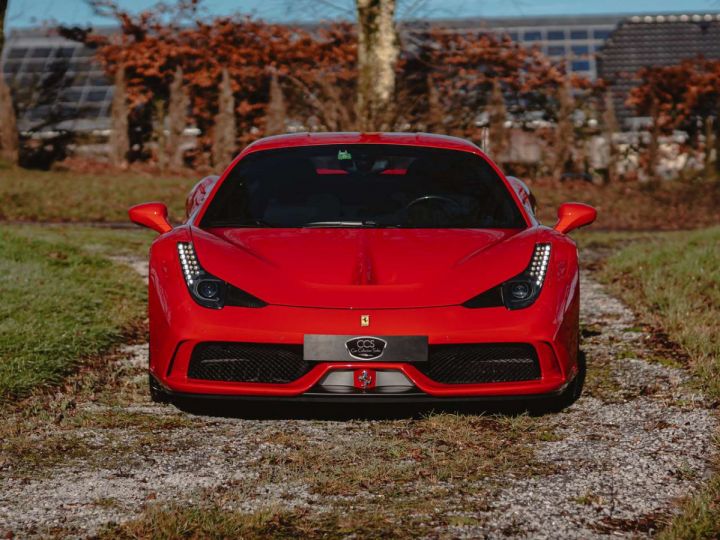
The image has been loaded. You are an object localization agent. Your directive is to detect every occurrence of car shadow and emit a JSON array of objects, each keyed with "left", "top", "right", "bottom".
[{"left": 172, "top": 398, "right": 547, "bottom": 420}]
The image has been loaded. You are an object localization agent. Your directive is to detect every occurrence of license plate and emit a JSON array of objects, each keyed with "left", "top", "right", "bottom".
[{"left": 304, "top": 335, "right": 428, "bottom": 362}]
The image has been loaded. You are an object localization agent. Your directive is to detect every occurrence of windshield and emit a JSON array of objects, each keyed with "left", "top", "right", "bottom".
[{"left": 200, "top": 145, "right": 525, "bottom": 229}]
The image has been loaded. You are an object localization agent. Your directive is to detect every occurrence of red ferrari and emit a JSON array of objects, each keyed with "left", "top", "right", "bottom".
[{"left": 130, "top": 132, "right": 596, "bottom": 411}]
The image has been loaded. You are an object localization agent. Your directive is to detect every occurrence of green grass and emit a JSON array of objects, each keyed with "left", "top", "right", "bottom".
[
  {"left": 0, "top": 225, "right": 151, "bottom": 401},
  {"left": 596, "top": 227, "right": 720, "bottom": 539},
  {"left": 600, "top": 227, "right": 720, "bottom": 399},
  {"left": 0, "top": 168, "right": 193, "bottom": 222}
]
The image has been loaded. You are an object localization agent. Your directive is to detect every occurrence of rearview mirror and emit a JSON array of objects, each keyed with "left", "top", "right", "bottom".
[
  {"left": 554, "top": 203, "right": 597, "bottom": 234},
  {"left": 128, "top": 202, "right": 172, "bottom": 234}
]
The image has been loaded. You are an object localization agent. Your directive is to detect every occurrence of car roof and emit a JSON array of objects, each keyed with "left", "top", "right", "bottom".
[{"left": 241, "top": 132, "right": 481, "bottom": 156}]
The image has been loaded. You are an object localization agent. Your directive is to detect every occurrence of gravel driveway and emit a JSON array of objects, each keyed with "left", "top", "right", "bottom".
[{"left": 0, "top": 258, "right": 716, "bottom": 538}]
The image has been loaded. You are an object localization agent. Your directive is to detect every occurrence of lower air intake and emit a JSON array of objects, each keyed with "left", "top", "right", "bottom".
[
  {"left": 188, "top": 342, "right": 310, "bottom": 383},
  {"left": 419, "top": 343, "right": 540, "bottom": 384}
]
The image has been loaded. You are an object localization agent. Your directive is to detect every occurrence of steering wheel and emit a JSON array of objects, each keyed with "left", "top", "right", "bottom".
[{"left": 404, "top": 195, "right": 462, "bottom": 213}]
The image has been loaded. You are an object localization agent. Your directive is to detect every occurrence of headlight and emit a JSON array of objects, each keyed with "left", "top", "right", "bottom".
[
  {"left": 463, "top": 243, "right": 551, "bottom": 310},
  {"left": 177, "top": 242, "right": 266, "bottom": 309}
]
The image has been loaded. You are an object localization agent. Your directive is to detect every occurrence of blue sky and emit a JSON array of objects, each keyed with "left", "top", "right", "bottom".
[{"left": 6, "top": 0, "right": 720, "bottom": 28}]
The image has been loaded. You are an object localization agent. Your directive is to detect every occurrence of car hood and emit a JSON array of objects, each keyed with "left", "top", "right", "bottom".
[{"left": 191, "top": 226, "right": 538, "bottom": 309}]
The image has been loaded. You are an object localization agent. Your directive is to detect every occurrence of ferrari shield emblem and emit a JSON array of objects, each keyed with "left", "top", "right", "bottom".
[
  {"left": 354, "top": 369, "right": 376, "bottom": 390},
  {"left": 360, "top": 315, "right": 370, "bottom": 327}
]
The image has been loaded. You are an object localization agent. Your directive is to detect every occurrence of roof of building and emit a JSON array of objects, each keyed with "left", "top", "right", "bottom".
[
  {"left": 599, "top": 14, "right": 720, "bottom": 76},
  {"left": 597, "top": 14, "right": 720, "bottom": 125}
]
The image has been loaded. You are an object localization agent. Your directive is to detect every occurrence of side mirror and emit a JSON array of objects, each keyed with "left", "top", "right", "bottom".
[
  {"left": 554, "top": 203, "right": 597, "bottom": 234},
  {"left": 128, "top": 202, "right": 172, "bottom": 234}
]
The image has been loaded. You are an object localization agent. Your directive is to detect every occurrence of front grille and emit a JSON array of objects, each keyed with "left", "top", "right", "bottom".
[
  {"left": 418, "top": 343, "right": 540, "bottom": 384},
  {"left": 188, "top": 342, "right": 310, "bottom": 383}
]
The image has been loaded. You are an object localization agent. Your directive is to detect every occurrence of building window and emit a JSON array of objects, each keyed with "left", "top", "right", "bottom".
[
  {"left": 593, "top": 29, "right": 612, "bottom": 39},
  {"left": 8, "top": 47, "right": 28, "bottom": 59},
  {"left": 547, "top": 30, "right": 566, "bottom": 40},
  {"left": 31, "top": 47, "right": 53, "bottom": 59},
  {"left": 547, "top": 45, "right": 566, "bottom": 56},
  {"left": 90, "top": 74, "right": 110, "bottom": 86},
  {"left": 24, "top": 61, "right": 45, "bottom": 74},
  {"left": 508, "top": 32, "right": 519, "bottom": 41},
  {"left": 523, "top": 31, "right": 542, "bottom": 41},
  {"left": 56, "top": 47, "right": 76, "bottom": 59},
  {"left": 61, "top": 88, "right": 83, "bottom": 103},
  {"left": 571, "top": 60, "right": 591, "bottom": 72},
  {"left": 86, "top": 89, "right": 108, "bottom": 102},
  {"left": 571, "top": 45, "right": 589, "bottom": 56},
  {"left": 2, "top": 61, "right": 21, "bottom": 74},
  {"left": 570, "top": 29, "right": 589, "bottom": 40}
]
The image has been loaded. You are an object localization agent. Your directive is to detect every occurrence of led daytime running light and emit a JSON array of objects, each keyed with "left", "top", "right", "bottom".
[
  {"left": 528, "top": 243, "right": 551, "bottom": 287},
  {"left": 178, "top": 242, "right": 202, "bottom": 286}
]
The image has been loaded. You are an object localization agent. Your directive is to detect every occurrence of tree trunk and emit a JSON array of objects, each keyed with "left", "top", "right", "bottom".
[
  {"left": 154, "top": 99, "right": 167, "bottom": 171},
  {"left": 355, "top": 0, "right": 399, "bottom": 131},
  {"left": 646, "top": 97, "right": 660, "bottom": 181},
  {"left": 265, "top": 70, "right": 286, "bottom": 136},
  {"left": 487, "top": 79, "right": 509, "bottom": 163},
  {"left": 109, "top": 66, "right": 129, "bottom": 168},
  {"left": 552, "top": 81, "right": 575, "bottom": 182},
  {"left": 715, "top": 107, "right": 720, "bottom": 176},
  {"left": 703, "top": 115, "right": 714, "bottom": 180},
  {"left": 167, "top": 66, "right": 188, "bottom": 170},
  {"left": 0, "top": 0, "right": 5, "bottom": 54},
  {"left": 0, "top": 0, "right": 19, "bottom": 165},
  {"left": 212, "top": 68, "right": 236, "bottom": 168},
  {"left": 0, "top": 74, "right": 18, "bottom": 164},
  {"left": 602, "top": 89, "right": 619, "bottom": 183},
  {"left": 426, "top": 74, "right": 443, "bottom": 132}
]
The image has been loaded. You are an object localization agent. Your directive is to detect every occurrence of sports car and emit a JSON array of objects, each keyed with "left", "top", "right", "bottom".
[{"left": 129, "top": 132, "right": 596, "bottom": 410}]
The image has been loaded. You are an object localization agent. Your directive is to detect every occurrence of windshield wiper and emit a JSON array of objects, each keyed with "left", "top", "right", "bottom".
[
  {"left": 302, "top": 221, "right": 388, "bottom": 228},
  {"left": 207, "top": 219, "right": 278, "bottom": 228}
]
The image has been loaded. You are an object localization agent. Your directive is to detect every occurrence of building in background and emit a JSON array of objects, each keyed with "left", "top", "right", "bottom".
[
  {"left": 597, "top": 13, "right": 720, "bottom": 127},
  {"left": 2, "top": 11, "right": 720, "bottom": 134},
  {"left": 429, "top": 14, "right": 623, "bottom": 80},
  {"left": 2, "top": 29, "right": 111, "bottom": 133}
]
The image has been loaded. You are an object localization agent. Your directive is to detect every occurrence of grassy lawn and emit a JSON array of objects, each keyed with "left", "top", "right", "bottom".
[
  {"left": 599, "top": 227, "right": 720, "bottom": 399},
  {"left": 0, "top": 225, "right": 152, "bottom": 402},
  {"left": 0, "top": 167, "right": 194, "bottom": 223},
  {"left": 595, "top": 227, "right": 720, "bottom": 539}
]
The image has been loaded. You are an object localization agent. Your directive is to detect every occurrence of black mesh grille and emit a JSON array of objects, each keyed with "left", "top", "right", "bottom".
[
  {"left": 188, "top": 342, "right": 309, "bottom": 383},
  {"left": 418, "top": 343, "right": 540, "bottom": 384}
]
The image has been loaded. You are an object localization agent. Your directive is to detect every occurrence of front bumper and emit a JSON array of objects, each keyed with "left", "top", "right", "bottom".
[{"left": 149, "top": 300, "right": 579, "bottom": 400}]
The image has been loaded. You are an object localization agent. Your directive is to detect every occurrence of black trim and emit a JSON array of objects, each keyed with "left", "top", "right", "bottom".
[
  {"left": 461, "top": 285, "right": 504, "bottom": 308},
  {"left": 165, "top": 340, "right": 186, "bottom": 377},
  {"left": 188, "top": 342, "right": 309, "bottom": 383},
  {"left": 421, "top": 343, "right": 540, "bottom": 384}
]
